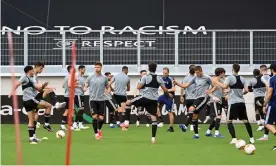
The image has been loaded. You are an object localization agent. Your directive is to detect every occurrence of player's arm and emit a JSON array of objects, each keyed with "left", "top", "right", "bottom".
[
  {"left": 263, "top": 79, "right": 274, "bottom": 107},
  {"left": 62, "top": 79, "right": 65, "bottom": 88},
  {"left": 83, "top": 75, "right": 91, "bottom": 91},
  {"left": 208, "top": 82, "right": 217, "bottom": 95},
  {"left": 68, "top": 75, "right": 78, "bottom": 88},
  {"left": 180, "top": 88, "right": 185, "bottom": 103},
  {"left": 168, "top": 77, "right": 176, "bottom": 93},
  {"left": 108, "top": 76, "right": 115, "bottom": 89},
  {"left": 173, "top": 80, "right": 191, "bottom": 88},
  {"left": 127, "top": 78, "right": 130, "bottom": 91},
  {"left": 34, "top": 82, "right": 49, "bottom": 92},
  {"left": 8, "top": 80, "right": 22, "bottom": 98},
  {"left": 248, "top": 79, "right": 253, "bottom": 92},
  {"left": 213, "top": 76, "right": 229, "bottom": 89},
  {"left": 242, "top": 78, "right": 249, "bottom": 95},
  {"left": 105, "top": 78, "right": 111, "bottom": 94}
]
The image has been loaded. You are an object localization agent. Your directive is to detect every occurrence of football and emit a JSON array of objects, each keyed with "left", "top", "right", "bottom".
[
  {"left": 244, "top": 144, "right": 256, "bottom": 155},
  {"left": 56, "top": 130, "right": 66, "bottom": 139},
  {"left": 235, "top": 139, "right": 246, "bottom": 150}
]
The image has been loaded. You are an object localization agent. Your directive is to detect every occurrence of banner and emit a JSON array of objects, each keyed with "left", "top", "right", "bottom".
[{"left": 0, "top": 95, "right": 214, "bottom": 124}]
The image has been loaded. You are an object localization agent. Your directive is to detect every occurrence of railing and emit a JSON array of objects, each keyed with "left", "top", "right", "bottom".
[{"left": 1, "top": 30, "right": 276, "bottom": 67}]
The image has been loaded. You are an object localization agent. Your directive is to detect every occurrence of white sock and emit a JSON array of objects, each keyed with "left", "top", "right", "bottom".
[
  {"left": 30, "top": 136, "right": 34, "bottom": 140},
  {"left": 151, "top": 137, "right": 155, "bottom": 141},
  {"left": 261, "top": 119, "right": 265, "bottom": 125},
  {"left": 250, "top": 137, "right": 255, "bottom": 142},
  {"left": 232, "top": 138, "right": 237, "bottom": 141},
  {"left": 257, "top": 120, "right": 261, "bottom": 125},
  {"left": 95, "top": 133, "right": 99, "bottom": 137},
  {"left": 45, "top": 123, "right": 49, "bottom": 126},
  {"left": 33, "top": 134, "right": 36, "bottom": 138},
  {"left": 79, "top": 122, "right": 83, "bottom": 126},
  {"left": 61, "top": 124, "right": 65, "bottom": 128},
  {"left": 264, "top": 134, "right": 269, "bottom": 138},
  {"left": 206, "top": 129, "right": 211, "bottom": 134},
  {"left": 215, "top": 130, "right": 219, "bottom": 135},
  {"left": 116, "top": 121, "right": 120, "bottom": 125},
  {"left": 124, "top": 120, "right": 129, "bottom": 125},
  {"left": 195, "top": 134, "right": 199, "bottom": 137},
  {"left": 73, "top": 122, "right": 77, "bottom": 126}
]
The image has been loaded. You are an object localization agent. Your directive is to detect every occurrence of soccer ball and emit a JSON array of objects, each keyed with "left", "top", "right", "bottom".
[
  {"left": 146, "top": 124, "right": 150, "bottom": 127},
  {"left": 235, "top": 139, "right": 246, "bottom": 150},
  {"left": 244, "top": 144, "right": 256, "bottom": 155},
  {"left": 56, "top": 130, "right": 65, "bottom": 139}
]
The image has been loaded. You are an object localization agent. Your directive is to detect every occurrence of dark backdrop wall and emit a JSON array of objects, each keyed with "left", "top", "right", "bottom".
[{"left": 2, "top": 0, "right": 276, "bottom": 29}]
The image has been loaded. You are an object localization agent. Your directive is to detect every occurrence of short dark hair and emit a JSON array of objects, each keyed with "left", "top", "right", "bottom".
[
  {"left": 189, "top": 65, "right": 196, "bottom": 74},
  {"left": 148, "top": 62, "right": 157, "bottom": 73},
  {"left": 215, "top": 68, "right": 224, "bottom": 76},
  {"left": 34, "top": 61, "right": 44, "bottom": 68},
  {"left": 163, "top": 67, "right": 169, "bottom": 72},
  {"left": 195, "top": 66, "right": 202, "bottom": 71},
  {"left": 253, "top": 69, "right": 261, "bottom": 77},
  {"left": 24, "top": 65, "right": 33, "bottom": 73},
  {"left": 67, "top": 65, "right": 72, "bottom": 73},
  {"left": 78, "top": 65, "right": 85, "bottom": 70},
  {"left": 105, "top": 72, "right": 111, "bottom": 76},
  {"left": 122, "top": 66, "right": 128, "bottom": 71},
  {"left": 260, "top": 64, "right": 267, "bottom": 69},
  {"left": 94, "top": 61, "right": 102, "bottom": 66},
  {"left": 140, "top": 70, "right": 146, "bottom": 74},
  {"left": 221, "top": 68, "right": 226, "bottom": 74},
  {"left": 232, "top": 63, "right": 240, "bottom": 73}
]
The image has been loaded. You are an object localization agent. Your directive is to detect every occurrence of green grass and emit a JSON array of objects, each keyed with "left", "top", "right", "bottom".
[{"left": 1, "top": 124, "right": 276, "bottom": 165}]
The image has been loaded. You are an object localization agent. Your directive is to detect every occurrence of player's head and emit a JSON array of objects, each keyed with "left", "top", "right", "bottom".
[
  {"left": 140, "top": 70, "right": 147, "bottom": 77},
  {"left": 24, "top": 65, "right": 34, "bottom": 76},
  {"left": 195, "top": 66, "right": 203, "bottom": 77},
  {"left": 78, "top": 65, "right": 86, "bottom": 75},
  {"left": 215, "top": 68, "right": 225, "bottom": 78},
  {"left": 253, "top": 69, "right": 261, "bottom": 77},
  {"left": 148, "top": 62, "right": 157, "bottom": 73},
  {"left": 34, "top": 61, "right": 44, "bottom": 74},
  {"left": 105, "top": 72, "right": 113, "bottom": 81},
  {"left": 260, "top": 64, "right": 268, "bottom": 74},
  {"left": 163, "top": 67, "right": 169, "bottom": 77},
  {"left": 122, "top": 66, "right": 128, "bottom": 74},
  {"left": 232, "top": 63, "right": 240, "bottom": 73},
  {"left": 268, "top": 63, "right": 276, "bottom": 74},
  {"left": 221, "top": 68, "right": 226, "bottom": 77},
  {"left": 67, "top": 65, "right": 72, "bottom": 73},
  {"left": 189, "top": 64, "right": 196, "bottom": 75},
  {"left": 94, "top": 61, "right": 102, "bottom": 73}
]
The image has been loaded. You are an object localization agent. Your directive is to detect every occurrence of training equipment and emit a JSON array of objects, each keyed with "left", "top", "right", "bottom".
[
  {"left": 56, "top": 130, "right": 66, "bottom": 138},
  {"left": 244, "top": 144, "right": 256, "bottom": 155},
  {"left": 235, "top": 139, "right": 246, "bottom": 150}
]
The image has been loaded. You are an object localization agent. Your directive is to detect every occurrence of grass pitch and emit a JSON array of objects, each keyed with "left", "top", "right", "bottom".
[{"left": 1, "top": 124, "right": 275, "bottom": 165}]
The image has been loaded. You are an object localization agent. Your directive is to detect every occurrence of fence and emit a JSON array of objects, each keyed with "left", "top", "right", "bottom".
[{"left": 1, "top": 30, "right": 276, "bottom": 67}]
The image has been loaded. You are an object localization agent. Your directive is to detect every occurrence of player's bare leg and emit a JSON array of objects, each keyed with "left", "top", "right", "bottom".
[
  {"left": 157, "top": 105, "right": 164, "bottom": 127},
  {"left": 92, "top": 114, "right": 101, "bottom": 140},
  {"left": 39, "top": 100, "right": 53, "bottom": 132},
  {"left": 28, "top": 110, "right": 39, "bottom": 144},
  {"left": 60, "top": 109, "right": 68, "bottom": 130},
  {"left": 151, "top": 114, "right": 158, "bottom": 144}
]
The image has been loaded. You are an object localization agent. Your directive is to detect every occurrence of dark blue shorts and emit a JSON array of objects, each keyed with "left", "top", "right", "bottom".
[
  {"left": 265, "top": 103, "right": 276, "bottom": 125},
  {"left": 158, "top": 95, "right": 174, "bottom": 112}
]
